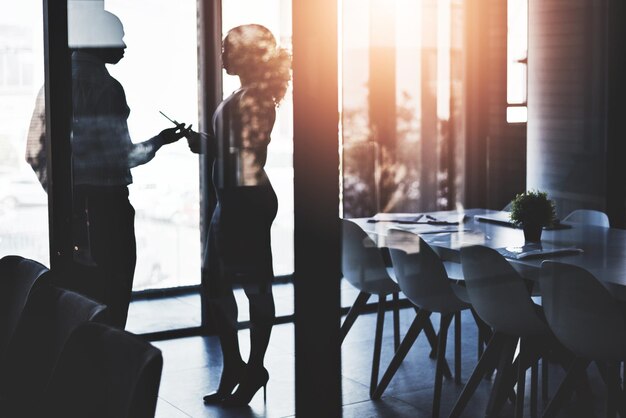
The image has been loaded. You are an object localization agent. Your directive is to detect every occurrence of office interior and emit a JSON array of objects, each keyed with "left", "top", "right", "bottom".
[{"left": 1, "top": 0, "right": 626, "bottom": 417}]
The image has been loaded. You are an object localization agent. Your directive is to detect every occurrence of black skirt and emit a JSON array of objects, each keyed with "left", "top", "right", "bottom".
[{"left": 204, "top": 185, "right": 278, "bottom": 295}]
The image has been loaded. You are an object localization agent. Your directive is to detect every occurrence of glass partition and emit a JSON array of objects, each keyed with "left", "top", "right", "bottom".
[
  {"left": 340, "top": 0, "right": 465, "bottom": 307},
  {"left": 222, "top": 0, "right": 294, "bottom": 320},
  {"left": 0, "top": 0, "right": 48, "bottom": 265},
  {"left": 66, "top": 0, "right": 200, "bottom": 332},
  {"left": 341, "top": 0, "right": 465, "bottom": 219}
]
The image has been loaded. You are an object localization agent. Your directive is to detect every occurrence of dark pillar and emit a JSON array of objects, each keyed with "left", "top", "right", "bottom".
[
  {"left": 527, "top": 0, "right": 608, "bottom": 217},
  {"left": 198, "top": 0, "right": 222, "bottom": 331},
  {"left": 420, "top": 0, "right": 439, "bottom": 212},
  {"left": 43, "top": 0, "right": 73, "bottom": 272},
  {"left": 293, "top": 0, "right": 342, "bottom": 416},
  {"left": 464, "top": 0, "right": 489, "bottom": 209},
  {"left": 605, "top": 0, "right": 626, "bottom": 228},
  {"left": 368, "top": 0, "right": 396, "bottom": 151}
]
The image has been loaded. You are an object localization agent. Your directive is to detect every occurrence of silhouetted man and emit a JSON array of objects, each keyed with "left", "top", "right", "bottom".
[{"left": 27, "top": 8, "right": 187, "bottom": 327}]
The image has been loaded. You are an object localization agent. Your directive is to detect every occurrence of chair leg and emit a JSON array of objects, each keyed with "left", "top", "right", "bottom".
[
  {"left": 622, "top": 361, "right": 626, "bottom": 418},
  {"left": 371, "top": 309, "right": 432, "bottom": 399},
  {"left": 471, "top": 309, "right": 492, "bottom": 365},
  {"left": 433, "top": 313, "right": 454, "bottom": 418},
  {"left": 393, "top": 292, "right": 400, "bottom": 351},
  {"left": 449, "top": 332, "right": 505, "bottom": 418},
  {"left": 415, "top": 306, "right": 453, "bottom": 375},
  {"left": 486, "top": 336, "right": 518, "bottom": 418},
  {"left": 542, "top": 357, "right": 590, "bottom": 418},
  {"left": 455, "top": 311, "right": 462, "bottom": 384},
  {"left": 419, "top": 306, "right": 438, "bottom": 359},
  {"left": 370, "top": 294, "right": 386, "bottom": 398},
  {"left": 515, "top": 340, "right": 527, "bottom": 418},
  {"left": 531, "top": 358, "right": 538, "bottom": 418},
  {"left": 340, "top": 291, "right": 371, "bottom": 344},
  {"left": 542, "top": 357, "right": 549, "bottom": 406},
  {"left": 605, "top": 361, "right": 625, "bottom": 418}
]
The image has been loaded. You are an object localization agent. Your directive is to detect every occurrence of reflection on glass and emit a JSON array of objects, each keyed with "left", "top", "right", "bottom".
[
  {"left": 105, "top": 0, "right": 200, "bottom": 291},
  {"left": 342, "top": 0, "right": 464, "bottom": 217},
  {"left": 222, "top": 0, "right": 294, "bottom": 277},
  {"left": 0, "top": 0, "right": 48, "bottom": 265},
  {"left": 507, "top": 0, "right": 528, "bottom": 105},
  {"left": 64, "top": 2, "right": 198, "bottom": 328},
  {"left": 507, "top": 106, "right": 528, "bottom": 124}
]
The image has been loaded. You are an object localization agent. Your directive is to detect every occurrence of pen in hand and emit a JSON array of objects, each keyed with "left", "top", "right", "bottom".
[{"left": 159, "top": 110, "right": 181, "bottom": 126}]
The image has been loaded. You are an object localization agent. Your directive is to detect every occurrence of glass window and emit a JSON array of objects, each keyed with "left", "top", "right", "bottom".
[
  {"left": 64, "top": 0, "right": 201, "bottom": 292},
  {"left": 507, "top": 0, "right": 528, "bottom": 123},
  {"left": 222, "top": 0, "right": 294, "bottom": 277},
  {"left": 66, "top": 0, "right": 200, "bottom": 333},
  {"left": 221, "top": 0, "right": 294, "bottom": 321},
  {"left": 0, "top": 0, "right": 48, "bottom": 266},
  {"left": 341, "top": 0, "right": 465, "bottom": 308},
  {"left": 342, "top": 0, "right": 465, "bottom": 218}
]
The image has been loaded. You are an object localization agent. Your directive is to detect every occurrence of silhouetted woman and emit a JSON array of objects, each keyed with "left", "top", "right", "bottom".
[{"left": 186, "top": 24, "right": 291, "bottom": 406}]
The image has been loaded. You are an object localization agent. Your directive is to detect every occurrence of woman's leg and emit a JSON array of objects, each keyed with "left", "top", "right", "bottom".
[
  {"left": 221, "top": 280, "right": 274, "bottom": 406},
  {"left": 203, "top": 287, "right": 246, "bottom": 403},
  {"left": 243, "top": 281, "right": 275, "bottom": 370},
  {"left": 210, "top": 288, "right": 244, "bottom": 373},
  {"left": 203, "top": 203, "right": 246, "bottom": 403}
]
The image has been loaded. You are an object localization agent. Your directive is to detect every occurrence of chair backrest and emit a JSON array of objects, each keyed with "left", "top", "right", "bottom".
[
  {"left": 0, "top": 255, "right": 49, "bottom": 358},
  {"left": 460, "top": 245, "right": 551, "bottom": 337},
  {"left": 44, "top": 322, "right": 163, "bottom": 418},
  {"left": 0, "top": 284, "right": 107, "bottom": 405},
  {"left": 388, "top": 232, "right": 465, "bottom": 313},
  {"left": 562, "top": 209, "right": 609, "bottom": 227},
  {"left": 540, "top": 261, "right": 626, "bottom": 361},
  {"left": 341, "top": 219, "right": 396, "bottom": 294}
]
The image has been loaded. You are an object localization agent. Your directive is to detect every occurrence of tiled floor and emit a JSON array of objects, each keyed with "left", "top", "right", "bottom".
[{"left": 149, "top": 304, "right": 611, "bottom": 417}]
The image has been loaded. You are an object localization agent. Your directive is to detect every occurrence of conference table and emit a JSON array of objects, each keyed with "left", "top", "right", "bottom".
[
  {"left": 350, "top": 208, "right": 626, "bottom": 416},
  {"left": 350, "top": 208, "right": 626, "bottom": 301}
]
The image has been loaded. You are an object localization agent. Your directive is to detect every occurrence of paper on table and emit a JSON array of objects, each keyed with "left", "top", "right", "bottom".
[
  {"left": 371, "top": 213, "right": 423, "bottom": 222},
  {"left": 390, "top": 224, "right": 471, "bottom": 235},
  {"left": 497, "top": 243, "right": 583, "bottom": 260}
]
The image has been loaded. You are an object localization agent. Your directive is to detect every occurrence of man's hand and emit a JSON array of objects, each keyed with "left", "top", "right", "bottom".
[{"left": 158, "top": 124, "right": 188, "bottom": 145}]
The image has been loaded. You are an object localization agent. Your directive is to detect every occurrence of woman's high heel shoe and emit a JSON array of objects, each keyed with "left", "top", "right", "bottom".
[
  {"left": 203, "top": 362, "right": 246, "bottom": 404},
  {"left": 222, "top": 366, "right": 269, "bottom": 407}
]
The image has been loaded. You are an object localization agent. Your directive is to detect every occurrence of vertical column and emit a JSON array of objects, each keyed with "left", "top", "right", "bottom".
[
  {"left": 420, "top": 0, "right": 439, "bottom": 211},
  {"left": 43, "top": 0, "right": 73, "bottom": 272},
  {"left": 605, "top": 0, "right": 626, "bottom": 228},
  {"left": 369, "top": 0, "right": 396, "bottom": 151},
  {"left": 463, "top": 0, "right": 489, "bottom": 208},
  {"left": 293, "top": 0, "right": 342, "bottom": 416},
  {"left": 198, "top": 0, "right": 222, "bottom": 329},
  {"left": 527, "top": 0, "right": 607, "bottom": 216}
]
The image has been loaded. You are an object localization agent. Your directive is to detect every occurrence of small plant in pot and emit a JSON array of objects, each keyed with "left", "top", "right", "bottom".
[{"left": 509, "top": 190, "right": 556, "bottom": 243}]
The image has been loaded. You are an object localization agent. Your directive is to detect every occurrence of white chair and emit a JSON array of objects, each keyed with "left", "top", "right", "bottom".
[
  {"left": 451, "top": 245, "right": 564, "bottom": 418},
  {"left": 540, "top": 261, "right": 626, "bottom": 418},
  {"left": 372, "top": 233, "right": 470, "bottom": 418},
  {"left": 562, "top": 209, "right": 609, "bottom": 227},
  {"left": 341, "top": 219, "right": 438, "bottom": 397}
]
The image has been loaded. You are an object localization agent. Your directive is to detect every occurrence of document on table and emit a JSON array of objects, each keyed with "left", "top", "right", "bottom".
[
  {"left": 368, "top": 213, "right": 424, "bottom": 223},
  {"left": 497, "top": 243, "right": 583, "bottom": 260},
  {"left": 389, "top": 224, "right": 472, "bottom": 236}
]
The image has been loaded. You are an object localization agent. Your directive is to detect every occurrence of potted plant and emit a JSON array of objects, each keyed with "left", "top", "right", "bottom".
[{"left": 509, "top": 190, "right": 556, "bottom": 243}]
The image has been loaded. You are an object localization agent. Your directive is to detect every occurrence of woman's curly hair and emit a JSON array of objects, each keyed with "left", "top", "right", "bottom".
[{"left": 223, "top": 24, "right": 292, "bottom": 106}]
